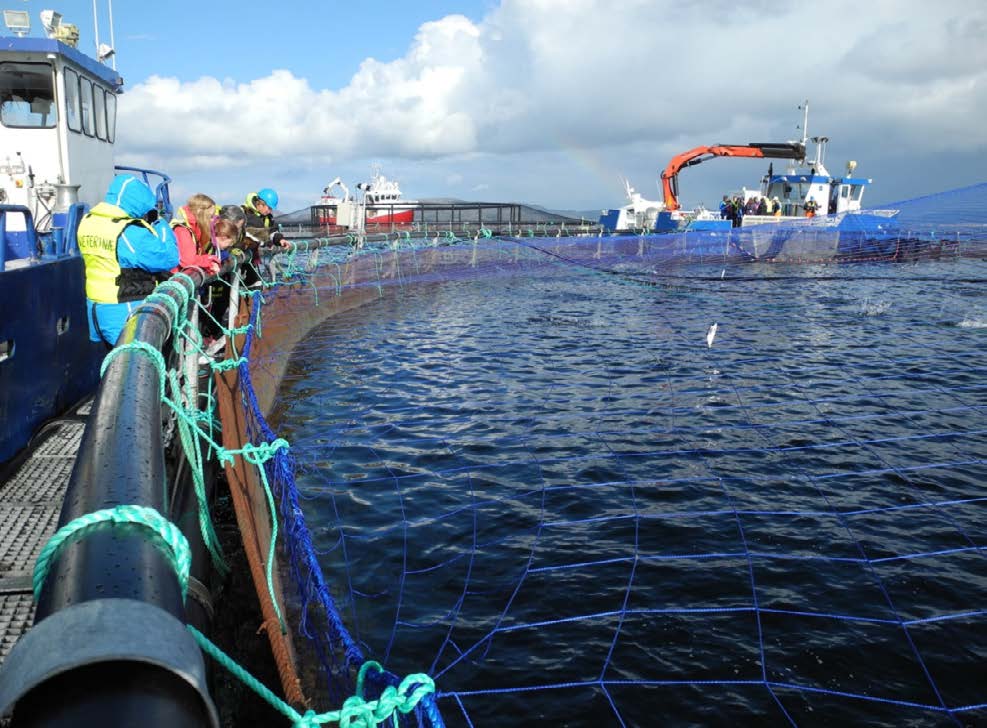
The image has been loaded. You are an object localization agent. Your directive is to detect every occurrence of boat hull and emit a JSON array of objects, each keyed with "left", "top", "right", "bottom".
[
  {"left": 314, "top": 206, "right": 416, "bottom": 226},
  {"left": 0, "top": 256, "right": 105, "bottom": 464}
]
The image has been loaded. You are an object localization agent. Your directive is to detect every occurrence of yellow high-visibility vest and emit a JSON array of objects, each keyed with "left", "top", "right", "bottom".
[{"left": 77, "top": 202, "right": 152, "bottom": 303}]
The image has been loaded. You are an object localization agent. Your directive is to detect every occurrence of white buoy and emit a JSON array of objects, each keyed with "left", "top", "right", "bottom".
[{"left": 706, "top": 322, "right": 718, "bottom": 348}]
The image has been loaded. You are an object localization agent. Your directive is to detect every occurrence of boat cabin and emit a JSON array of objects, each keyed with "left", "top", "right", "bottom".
[
  {"left": 758, "top": 170, "right": 872, "bottom": 217},
  {"left": 751, "top": 138, "right": 873, "bottom": 218},
  {"left": 1, "top": 12, "right": 121, "bottom": 261}
]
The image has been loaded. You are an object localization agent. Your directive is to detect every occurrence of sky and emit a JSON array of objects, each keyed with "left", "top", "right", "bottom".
[{"left": 12, "top": 0, "right": 987, "bottom": 214}]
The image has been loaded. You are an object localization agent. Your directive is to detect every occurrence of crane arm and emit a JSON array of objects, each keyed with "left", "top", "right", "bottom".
[{"left": 659, "top": 142, "right": 805, "bottom": 211}]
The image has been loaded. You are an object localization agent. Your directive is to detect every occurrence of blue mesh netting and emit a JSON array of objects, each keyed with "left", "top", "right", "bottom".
[{"left": 233, "top": 183, "right": 986, "bottom": 727}]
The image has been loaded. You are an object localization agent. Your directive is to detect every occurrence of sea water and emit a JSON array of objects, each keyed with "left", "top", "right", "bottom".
[{"left": 272, "top": 259, "right": 987, "bottom": 726}]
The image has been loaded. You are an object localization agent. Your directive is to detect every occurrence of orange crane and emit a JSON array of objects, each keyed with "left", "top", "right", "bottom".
[{"left": 660, "top": 142, "right": 806, "bottom": 211}]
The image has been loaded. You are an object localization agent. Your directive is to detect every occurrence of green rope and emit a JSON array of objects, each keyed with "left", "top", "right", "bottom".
[
  {"left": 34, "top": 505, "right": 190, "bottom": 601},
  {"left": 209, "top": 356, "right": 247, "bottom": 372},
  {"left": 220, "top": 438, "right": 290, "bottom": 632},
  {"left": 188, "top": 625, "right": 435, "bottom": 728},
  {"left": 101, "top": 340, "right": 167, "bottom": 396},
  {"left": 167, "top": 366, "right": 229, "bottom": 575}
]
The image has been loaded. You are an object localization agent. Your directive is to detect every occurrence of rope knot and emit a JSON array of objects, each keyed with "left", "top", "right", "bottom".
[
  {"left": 240, "top": 438, "right": 290, "bottom": 466},
  {"left": 296, "top": 709, "right": 322, "bottom": 728}
]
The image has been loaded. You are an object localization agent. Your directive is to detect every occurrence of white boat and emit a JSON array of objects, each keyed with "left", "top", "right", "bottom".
[
  {"left": 601, "top": 103, "right": 898, "bottom": 237},
  {"left": 598, "top": 178, "right": 664, "bottom": 232},
  {"left": 313, "top": 165, "right": 417, "bottom": 227}
]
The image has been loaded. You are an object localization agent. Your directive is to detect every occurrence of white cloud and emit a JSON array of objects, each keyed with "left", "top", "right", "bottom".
[{"left": 117, "top": 0, "right": 987, "bottom": 208}]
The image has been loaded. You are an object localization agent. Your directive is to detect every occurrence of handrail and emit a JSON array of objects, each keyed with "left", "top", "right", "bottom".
[
  {"left": 0, "top": 237, "right": 362, "bottom": 724},
  {"left": 114, "top": 165, "right": 175, "bottom": 220},
  {"left": 2, "top": 261, "right": 226, "bottom": 727},
  {"left": 0, "top": 233, "right": 465, "bottom": 724},
  {"left": 0, "top": 204, "right": 37, "bottom": 272}
]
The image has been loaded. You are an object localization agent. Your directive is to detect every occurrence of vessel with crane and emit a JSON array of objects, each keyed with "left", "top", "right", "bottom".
[{"left": 600, "top": 103, "right": 898, "bottom": 241}]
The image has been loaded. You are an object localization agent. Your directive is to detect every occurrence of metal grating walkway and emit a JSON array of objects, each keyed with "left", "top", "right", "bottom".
[{"left": 0, "top": 406, "right": 88, "bottom": 666}]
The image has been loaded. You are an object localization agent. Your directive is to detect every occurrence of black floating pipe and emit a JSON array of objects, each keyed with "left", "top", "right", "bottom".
[
  {"left": 0, "top": 267, "right": 220, "bottom": 728},
  {"left": 0, "top": 238, "right": 348, "bottom": 726}
]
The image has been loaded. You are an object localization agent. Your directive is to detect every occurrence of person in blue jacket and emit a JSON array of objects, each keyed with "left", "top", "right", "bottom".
[{"left": 77, "top": 174, "right": 179, "bottom": 347}]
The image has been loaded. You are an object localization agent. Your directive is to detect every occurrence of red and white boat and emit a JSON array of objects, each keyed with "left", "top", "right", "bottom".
[{"left": 314, "top": 166, "right": 416, "bottom": 227}]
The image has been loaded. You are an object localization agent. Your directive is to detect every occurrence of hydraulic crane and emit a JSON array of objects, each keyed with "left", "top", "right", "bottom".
[{"left": 660, "top": 142, "right": 806, "bottom": 211}]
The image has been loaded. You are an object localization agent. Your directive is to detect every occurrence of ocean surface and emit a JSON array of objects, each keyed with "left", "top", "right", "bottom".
[{"left": 271, "top": 257, "right": 987, "bottom": 727}]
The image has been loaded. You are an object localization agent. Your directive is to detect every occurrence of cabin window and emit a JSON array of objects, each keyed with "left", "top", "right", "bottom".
[
  {"left": 850, "top": 185, "right": 863, "bottom": 201},
  {"left": 94, "top": 86, "right": 107, "bottom": 140},
  {"left": 0, "top": 62, "right": 57, "bottom": 128},
  {"left": 105, "top": 91, "right": 116, "bottom": 142},
  {"left": 63, "top": 68, "right": 82, "bottom": 132},
  {"left": 79, "top": 78, "right": 94, "bottom": 136},
  {"left": 840, "top": 186, "right": 849, "bottom": 199}
]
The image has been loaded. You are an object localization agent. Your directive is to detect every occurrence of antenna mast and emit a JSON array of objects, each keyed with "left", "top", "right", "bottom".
[
  {"left": 91, "top": 0, "right": 100, "bottom": 57},
  {"left": 108, "top": 0, "right": 116, "bottom": 70},
  {"left": 801, "top": 100, "right": 809, "bottom": 146}
]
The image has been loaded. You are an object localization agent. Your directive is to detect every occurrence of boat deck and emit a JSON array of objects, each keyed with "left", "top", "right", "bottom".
[{"left": 0, "top": 402, "right": 88, "bottom": 666}]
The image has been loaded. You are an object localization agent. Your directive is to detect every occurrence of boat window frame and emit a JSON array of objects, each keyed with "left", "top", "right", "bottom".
[
  {"left": 93, "top": 84, "right": 107, "bottom": 140},
  {"left": 0, "top": 60, "right": 59, "bottom": 129},
  {"left": 63, "top": 67, "right": 82, "bottom": 133},
  {"left": 105, "top": 89, "right": 117, "bottom": 142},
  {"left": 79, "top": 76, "right": 95, "bottom": 137}
]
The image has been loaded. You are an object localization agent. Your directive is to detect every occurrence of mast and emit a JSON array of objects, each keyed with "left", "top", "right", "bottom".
[
  {"left": 91, "top": 0, "right": 100, "bottom": 58},
  {"left": 800, "top": 100, "right": 809, "bottom": 146},
  {"left": 108, "top": 0, "right": 116, "bottom": 70}
]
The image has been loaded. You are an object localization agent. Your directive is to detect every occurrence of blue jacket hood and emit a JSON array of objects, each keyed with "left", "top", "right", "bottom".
[{"left": 104, "top": 174, "right": 157, "bottom": 217}]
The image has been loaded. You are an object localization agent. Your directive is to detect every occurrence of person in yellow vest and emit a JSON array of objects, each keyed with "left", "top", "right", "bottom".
[{"left": 77, "top": 174, "right": 179, "bottom": 346}]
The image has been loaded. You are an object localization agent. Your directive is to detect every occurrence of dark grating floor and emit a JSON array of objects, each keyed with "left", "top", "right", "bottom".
[{"left": 0, "top": 407, "right": 87, "bottom": 665}]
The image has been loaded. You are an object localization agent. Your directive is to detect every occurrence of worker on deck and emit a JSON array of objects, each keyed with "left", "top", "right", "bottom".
[
  {"left": 197, "top": 204, "right": 250, "bottom": 345},
  {"left": 242, "top": 188, "right": 288, "bottom": 248},
  {"left": 171, "top": 193, "right": 221, "bottom": 275},
  {"left": 77, "top": 174, "right": 178, "bottom": 347},
  {"left": 240, "top": 188, "right": 288, "bottom": 287}
]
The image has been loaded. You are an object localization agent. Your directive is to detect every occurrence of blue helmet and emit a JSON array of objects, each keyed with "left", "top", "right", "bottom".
[{"left": 256, "top": 188, "right": 279, "bottom": 209}]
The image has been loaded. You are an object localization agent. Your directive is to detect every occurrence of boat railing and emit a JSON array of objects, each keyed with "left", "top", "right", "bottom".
[
  {"left": 0, "top": 236, "right": 372, "bottom": 725},
  {"left": 0, "top": 202, "right": 91, "bottom": 271},
  {"left": 0, "top": 205, "right": 37, "bottom": 272},
  {"left": 114, "top": 165, "right": 175, "bottom": 220}
]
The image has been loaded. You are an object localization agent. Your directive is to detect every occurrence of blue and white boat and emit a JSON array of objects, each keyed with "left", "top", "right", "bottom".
[
  {"left": 601, "top": 103, "right": 901, "bottom": 259},
  {"left": 0, "top": 7, "right": 171, "bottom": 464}
]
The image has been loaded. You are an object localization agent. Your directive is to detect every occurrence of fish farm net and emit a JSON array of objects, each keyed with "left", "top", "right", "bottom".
[{"left": 224, "top": 184, "right": 986, "bottom": 727}]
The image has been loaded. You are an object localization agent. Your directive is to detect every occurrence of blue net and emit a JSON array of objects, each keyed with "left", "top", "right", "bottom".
[{"left": 234, "top": 184, "right": 986, "bottom": 727}]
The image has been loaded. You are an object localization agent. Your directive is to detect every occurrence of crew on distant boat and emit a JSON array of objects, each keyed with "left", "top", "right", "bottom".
[{"left": 77, "top": 174, "right": 179, "bottom": 347}]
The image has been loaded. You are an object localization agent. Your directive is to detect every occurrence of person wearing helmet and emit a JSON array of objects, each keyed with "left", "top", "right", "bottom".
[
  {"left": 242, "top": 188, "right": 286, "bottom": 247},
  {"left": 240, "top": 187, "right": 287, "bottom": 287},
  {"left": 77, "top": 174, "right": 179, "bottom": 346}
]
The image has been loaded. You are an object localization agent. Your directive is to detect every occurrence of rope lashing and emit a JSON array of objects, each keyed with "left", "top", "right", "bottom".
[
  {"left": 101, "top": 340, "right": 168, "bottom": 397},
  {"left": 188, "top": 627, "right": 435, "bottom": 728},
  {"left": 34, "top": 504, "right": 190, "bottom": 601},
  {"left": 219, "top": 438, "right": 291, "bottom": 631}
]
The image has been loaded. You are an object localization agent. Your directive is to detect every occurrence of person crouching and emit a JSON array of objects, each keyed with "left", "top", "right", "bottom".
[{"left": 77, "top": 174, "right": 178, "bottom": 347}]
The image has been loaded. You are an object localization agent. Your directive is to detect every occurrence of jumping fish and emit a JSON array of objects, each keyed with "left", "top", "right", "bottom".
[{"left": 706, "top": 322, "right": 718, "bottom": 348}]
